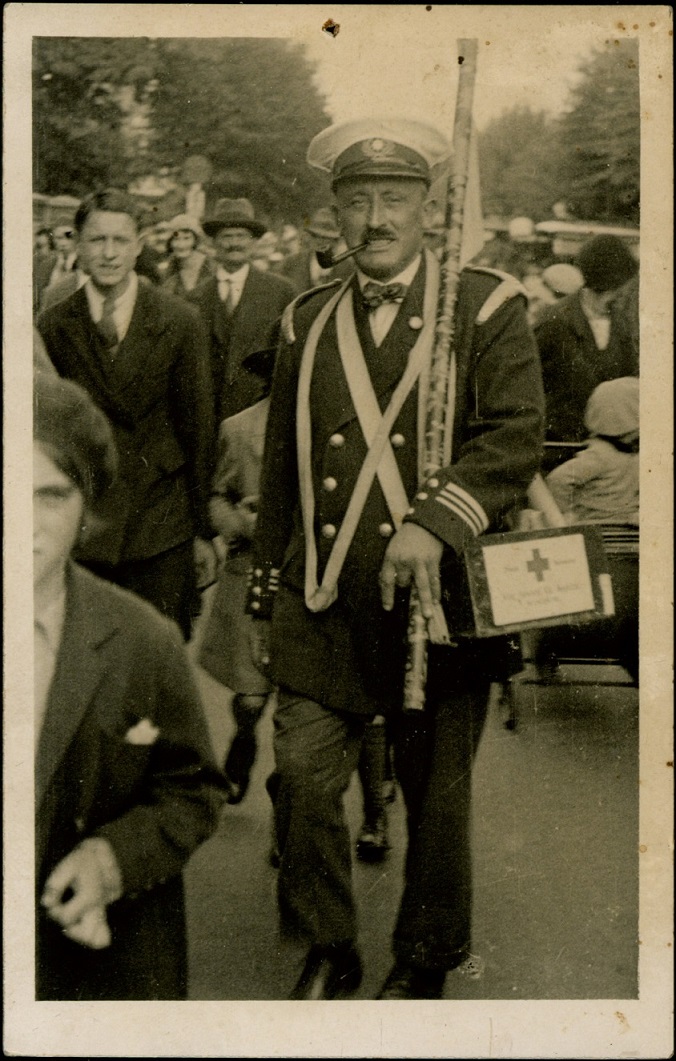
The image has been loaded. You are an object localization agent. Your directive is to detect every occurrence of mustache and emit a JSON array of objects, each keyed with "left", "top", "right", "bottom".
[{"left": 364, "top": 228, "right": 396, "bottom": 243}]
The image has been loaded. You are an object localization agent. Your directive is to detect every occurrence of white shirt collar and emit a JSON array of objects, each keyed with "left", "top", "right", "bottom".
[
  {"left": 85, "top": 272, "right": 138, "bottom": 344},
  {"left": 216, "top": 263, "right": 249, "bottom": 285},
  {"left": 356, "top": 254, "right": 422, "bottom": 292},
  {"left": 85, "top": 271, "right": 138, "bottom": 316}
]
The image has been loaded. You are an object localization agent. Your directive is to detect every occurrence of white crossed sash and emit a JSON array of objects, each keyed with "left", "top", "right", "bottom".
[{"left": 297, "top": 254, "right": 449, "bottom": 632}]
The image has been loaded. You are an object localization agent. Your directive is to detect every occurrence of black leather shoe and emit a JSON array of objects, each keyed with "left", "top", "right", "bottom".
[
  {"left": 356, "top": 815, "right": 390, "bottom": 863},
  {"left": 289, "top": 944, "right": 363, "bottom": 1000},
  {"left": 377, "top": 962, "right": 446, "bottom": 1000}
]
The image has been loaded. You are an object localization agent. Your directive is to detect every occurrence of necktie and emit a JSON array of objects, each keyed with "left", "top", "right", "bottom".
[
  {"left": 361, "top": 281, "right": 408, "bottom": 310},
  {"left": 219, "top": 277, "right": 236, "bottom": 317},
  {"left": 97, "top": 292, "right": 118, "bottom": 350}
]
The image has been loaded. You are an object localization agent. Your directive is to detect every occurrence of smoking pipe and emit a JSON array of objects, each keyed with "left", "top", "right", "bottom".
[{"left": 315, "top": 241, "right": 370, "bottom": 269}]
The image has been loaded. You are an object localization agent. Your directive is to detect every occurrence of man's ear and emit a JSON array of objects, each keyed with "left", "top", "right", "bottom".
[{"left": 423, "top": 196, "right": 443, "bottom": 226}]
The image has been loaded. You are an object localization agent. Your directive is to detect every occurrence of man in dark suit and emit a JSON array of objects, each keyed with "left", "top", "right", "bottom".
[
  {"left": 38, "top": 188, "right": 216, "bottom": 640},
  {"left": 190, "top": 198, "right": 295, "bottom": 424},
  {"left": 247, "top": 118, "right": 545, "bottom": 1000},
  {"left": 533, "top": 234, "right": 639, "bottom": 466},
  {"left": 280, "top": 206, "right": 354, "bottom": 294}
]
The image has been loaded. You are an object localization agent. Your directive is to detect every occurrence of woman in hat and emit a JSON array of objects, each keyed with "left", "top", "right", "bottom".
[
  {"left": 34, "top": 372, "right": 224, "bottom": 1000},
  {"left": 162, "top": 213, "right": 215, "bottom": 297}
]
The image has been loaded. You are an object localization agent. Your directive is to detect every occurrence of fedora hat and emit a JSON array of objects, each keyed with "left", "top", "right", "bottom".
[{"left": 203, "top": 198, "right": 266, "bottom": 239}]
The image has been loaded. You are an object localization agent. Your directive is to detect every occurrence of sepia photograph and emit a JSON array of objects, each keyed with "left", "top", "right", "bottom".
[{"left": 3, "top": 4, "right": 673, "bottom": 1057}]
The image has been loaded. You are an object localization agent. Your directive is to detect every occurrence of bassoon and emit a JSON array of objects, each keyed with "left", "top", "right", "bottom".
[{"left": 403, "top": 38, "right": 480, "bottom": 711}]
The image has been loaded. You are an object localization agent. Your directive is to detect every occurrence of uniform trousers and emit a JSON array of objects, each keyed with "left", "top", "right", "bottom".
[{"left": 272, "top": 666, "right": 490, "bottom": 970}]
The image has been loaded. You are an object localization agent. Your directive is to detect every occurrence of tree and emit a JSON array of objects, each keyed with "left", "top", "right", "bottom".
[
  {"left": 148, "top": 38, "right": 331, "bottom": 226},
  {"left": 557, "top": 39, "right": 640, "bottom": 224},
  {"left": 478, "top": 106, "right": 564, "bottom": 221},
  {"left": 33, "top": 37, "right": 331, "bottom": 223},
  {"left": 33, "top": 37, "right": 158, "bottom": 196}
]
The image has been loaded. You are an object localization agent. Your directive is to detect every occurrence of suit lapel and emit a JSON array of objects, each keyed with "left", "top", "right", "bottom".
[
  {"left": 105, "top": 283, "right": 170, "bottom": 401},
  {"left": 36, "top": 566, "right": 120, "bottom": 811}
]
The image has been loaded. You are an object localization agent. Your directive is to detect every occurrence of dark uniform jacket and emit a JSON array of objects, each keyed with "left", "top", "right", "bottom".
[
  {"left": 36, "top": 564, "right": 224, "bottom": 1000},
  {"left": 248, "top": 257, "right": 545, "bottom": 715},
  {"left": 38, "top": 281, "right": 215, "bottom": 565},
  {"left": 533, "top": 290, "right": 639, "bottom": 444},
  {"left": 189, "top": 267, "right": 295, "bottom": 423}
]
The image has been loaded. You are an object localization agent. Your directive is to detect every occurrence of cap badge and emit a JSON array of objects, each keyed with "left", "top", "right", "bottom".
[{"left": 362, "top": 138, "right": 396, "bottom": 159}]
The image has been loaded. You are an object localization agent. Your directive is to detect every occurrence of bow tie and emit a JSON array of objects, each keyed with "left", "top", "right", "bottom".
[{"left": 361, "top": 281, "right": 408, "bottom": 310}]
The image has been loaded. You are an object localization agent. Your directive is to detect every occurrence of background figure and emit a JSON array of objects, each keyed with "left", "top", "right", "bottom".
[
  {"left": 523, "top": 262, "right": 584, "bottom": 325},
  {"left": 534, "top": 234, "right": 639, "bottom": 467},
  {"left": 135, "top": 213, "right": 173, "bottom": 283},
  {"left": 162, "top": 213, "right": 215, "bottom": 297},
  {"left": 33, "top": 373, "right": 224, "bottom": 1001},
  {"left": 280, "top": 206, "right": 354, "bottom": 293},
  {"left": 38, "top": 188, "right": 216, "bottom": 640},
  {"left": 199, "top": 347, "right": 275, "bottom": 805},
  {"left": 33, "top": 227, "right": 57, "bottom": 314},
  {"left": 190, "top": 198, "right": 296, "bottom": 425},
  {"left": 538, "top": 376, "right": 639, "bottom": 683}
]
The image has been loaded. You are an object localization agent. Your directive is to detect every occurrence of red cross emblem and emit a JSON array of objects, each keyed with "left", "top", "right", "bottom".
[{"left": 526, "top": 548, "right": 550, "bottom": 582}]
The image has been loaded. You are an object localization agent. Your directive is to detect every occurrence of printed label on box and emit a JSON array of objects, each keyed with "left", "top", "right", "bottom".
[{"left": 482, "top": 533, "right": 595, "bottom": 626}]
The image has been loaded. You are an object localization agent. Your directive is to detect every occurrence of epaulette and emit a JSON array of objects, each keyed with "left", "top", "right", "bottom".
[
  {"left": 280, "top": 279, "right": 343, "bottom": 344},
  {"left": 466, "top": 266, "right": 528, "bottom": 325}
]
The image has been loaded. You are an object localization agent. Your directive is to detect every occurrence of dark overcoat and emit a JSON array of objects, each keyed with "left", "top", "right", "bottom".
[
  {"left": 189, "top": 268, "right": 295, "bottom": 423},
  {"left": 38, "top": 281, "right": 215, "bottom": 565},
  {"left": 36, "top": 564, "right": 224, "bottom": 1000},
  {"left": 249, "top": 258, "right": 546, "bottom": 715},
  {"left": 533, "top": 290, "right": 639, "bottom": 443}
]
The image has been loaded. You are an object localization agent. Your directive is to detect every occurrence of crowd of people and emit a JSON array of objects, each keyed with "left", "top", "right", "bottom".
[{"left": 32, "top": 114, "right": 640, "bottom": 1002}]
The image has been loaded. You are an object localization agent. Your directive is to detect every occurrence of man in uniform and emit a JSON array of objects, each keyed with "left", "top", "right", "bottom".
[{"left": 247, "top": 118, "right": 545, "bottom": 1000}]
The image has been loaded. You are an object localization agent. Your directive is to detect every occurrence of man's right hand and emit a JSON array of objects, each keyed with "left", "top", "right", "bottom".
[{"left": 250, "top": 619, "right": 272, "bottom": 673}]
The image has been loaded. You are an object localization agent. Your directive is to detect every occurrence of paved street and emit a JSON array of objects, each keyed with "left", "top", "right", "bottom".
[{"left": 184, "top": 606, "right": 639, "bottom": 1002}]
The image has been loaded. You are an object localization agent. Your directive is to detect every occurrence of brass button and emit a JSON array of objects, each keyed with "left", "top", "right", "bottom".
[
  {"left": 329, "top": 433, "right": 345, "bottom": 448},
  {"left": 391, "top": 433, "right": 405, "bottom": 448},
  {"left": 408, "top": 316, "right": 424, "bottom": 330},
  {"left": 428, "top": 478, "right": 439, "bottom": 488},
  {"left": 379, "top": 522, "right": 394, "bottom": 538},
  {"left": 322, "top": 523, "right": 337, "bottom": 539},
  {"left": 416, "top": 491, "right": 428, "bottom": 501},
  {"left": 323, "top": 476, "right": 338, "bottom": 492}
]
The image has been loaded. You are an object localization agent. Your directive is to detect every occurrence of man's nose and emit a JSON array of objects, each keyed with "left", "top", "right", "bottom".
[
  {"left": 102, "top": 238, "right": 117, "bottom": 257},
  {"left": 367, "top": 197, "right": 385, "bottom": 229}
]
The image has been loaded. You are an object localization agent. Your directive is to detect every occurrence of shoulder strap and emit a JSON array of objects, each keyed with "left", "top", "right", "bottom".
[{"left": 280, "top": 280, "right": 343, "bottom": 343}]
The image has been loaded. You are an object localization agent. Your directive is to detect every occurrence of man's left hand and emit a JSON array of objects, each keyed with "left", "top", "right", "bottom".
[{"left": 379, "top": 523, "right": 444, "bottom": 619}]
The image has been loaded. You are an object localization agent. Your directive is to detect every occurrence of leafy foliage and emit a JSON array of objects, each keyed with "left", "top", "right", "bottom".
[
  {"left": 33, "top": 37, "right": 331, "bottom": 224},
  {"left": 557, "top": 39, "right": 640, "bottom": 224},
  {"left": 479, "top": 106, "right": 563, "bottom": 220},
  {"left": 478, "top": 38, "right": 640, "bottom": 225}
]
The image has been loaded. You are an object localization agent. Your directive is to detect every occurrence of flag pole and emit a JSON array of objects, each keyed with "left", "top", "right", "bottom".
[{"left": 403, "top": 38, "right": 480, "bottom": 711}]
